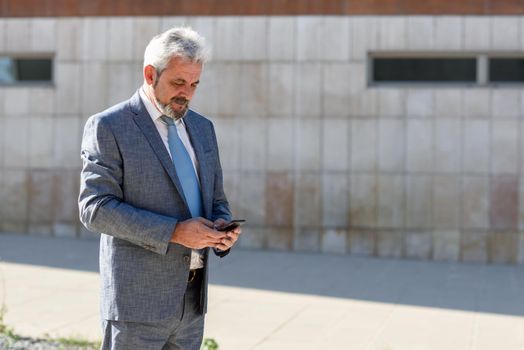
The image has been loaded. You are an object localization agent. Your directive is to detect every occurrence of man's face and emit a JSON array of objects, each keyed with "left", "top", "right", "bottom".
[{"left": 147, "top": 57, "right": 202, "bottom": 119}]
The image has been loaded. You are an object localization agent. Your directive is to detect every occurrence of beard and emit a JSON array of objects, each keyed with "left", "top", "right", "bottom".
[{"left": 156, "top": 96, "right": 189, "bottom": 120}]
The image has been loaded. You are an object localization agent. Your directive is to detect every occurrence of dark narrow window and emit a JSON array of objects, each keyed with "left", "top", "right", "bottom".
[
  {"left": 372, "top": 58, "right": 477, "bottom": 83},
  {"left": 0, "top": 57, "right": 53, "bottom": 84},
  {"left": 489, "top": 58, "right": 524, "bottom": 83}
]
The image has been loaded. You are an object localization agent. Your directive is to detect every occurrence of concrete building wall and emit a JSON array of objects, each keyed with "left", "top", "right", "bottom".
[{"left": 1, "top": 15, "right": 524, "bottom": 263}]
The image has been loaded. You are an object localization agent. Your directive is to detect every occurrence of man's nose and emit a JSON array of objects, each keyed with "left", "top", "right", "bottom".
[{"left": 178, "top": 87, "right": 191, "bottom": 99}]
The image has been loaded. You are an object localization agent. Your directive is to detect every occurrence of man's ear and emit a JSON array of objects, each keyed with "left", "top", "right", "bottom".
[{"left": 144, "top": 65, "right": 156, "bottom": 85}]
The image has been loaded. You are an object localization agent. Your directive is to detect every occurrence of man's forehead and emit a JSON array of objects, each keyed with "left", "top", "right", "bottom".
[
  {"left": 165, "top": 57, "right": 203, "bottom": 70},
  {"left": 162, "top": 58, "right": 202, "bottom": 80}
]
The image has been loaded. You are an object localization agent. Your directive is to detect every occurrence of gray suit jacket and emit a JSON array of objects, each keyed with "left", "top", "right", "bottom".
[{"left": 78, "top": 90, "right": 232, "bottom": 322}]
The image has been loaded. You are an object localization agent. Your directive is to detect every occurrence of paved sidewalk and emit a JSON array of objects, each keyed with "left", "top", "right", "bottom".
[{"left": 0, "top": 233, "right": 523, "bottom": 350}]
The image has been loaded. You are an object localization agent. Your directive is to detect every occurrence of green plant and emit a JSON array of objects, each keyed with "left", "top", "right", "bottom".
[
  {"left": 201, "top": 337, "right": 219, "bottom": 350},
  {"left": 0, "top": 305, "right": 7, "bottom": 333},
  {"left": 55, "top": 336, "right": 101, "bottom": 349},
  {"left": 0, "top": 261, "right": 19, "bottom": 342},
  {"left": 0, "top": 264, "right": 100, "bottom": 349},
  {"left": 0, "top": 305, "right": 21, "bottom": 343}
]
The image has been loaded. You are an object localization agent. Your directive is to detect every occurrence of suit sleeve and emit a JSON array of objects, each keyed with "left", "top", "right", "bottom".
[
  {"left": 209, "top": 122, "right": 233, "bottom": 257},
  {"left": 78, "top": 115, "right": 176, "bottom": 255}
]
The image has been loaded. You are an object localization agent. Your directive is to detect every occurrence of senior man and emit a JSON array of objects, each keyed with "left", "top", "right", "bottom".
[{"left": 78, "top": 27, "right": 240, "bottom": 350}]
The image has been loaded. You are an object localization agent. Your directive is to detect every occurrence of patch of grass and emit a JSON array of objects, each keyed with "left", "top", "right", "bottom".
[
  {"left": 1, "top": 307, "right": 99, "bottom": 349},
  {"left": 0, "top": 262, "right": 18, "bottom": 341},
  {"left": 0, "top": 263, "right": 101, "bottom": 349},
  {"left": 0, "top": 306, "right": 21, "bottom": 341},
  {"left": 202, "top": 338, "right": 219, "bottom": 350},
  {"left": 55, "top": 338, "right": 100, "bottom": 349},
  {"left": 2, "top": 327, "right": 21, "bottom": 341},
  {"left": 55, "top": 336, "right": 101, "bottom": 349}
]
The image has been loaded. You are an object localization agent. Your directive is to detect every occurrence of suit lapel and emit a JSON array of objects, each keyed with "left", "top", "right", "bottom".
[
  {"left": 128, "top": 91, "right": 190, "bottom": 213},
  {"left": 184, "top": 112, "right": 212, "bottom": 219}
]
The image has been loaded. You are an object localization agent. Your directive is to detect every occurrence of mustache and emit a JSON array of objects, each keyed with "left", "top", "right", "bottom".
[{"left": 171, "top": 96, "right": 189, "bottom": 106}]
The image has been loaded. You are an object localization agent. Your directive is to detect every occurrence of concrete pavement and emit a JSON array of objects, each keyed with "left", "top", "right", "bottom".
[{"left": 0, "top": 233, "right": 523, "bottom": 349}]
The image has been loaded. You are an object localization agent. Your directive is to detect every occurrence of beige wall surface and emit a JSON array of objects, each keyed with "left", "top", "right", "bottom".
[{"left": 1, "top": 16, "right": 524, "bottom": 264}]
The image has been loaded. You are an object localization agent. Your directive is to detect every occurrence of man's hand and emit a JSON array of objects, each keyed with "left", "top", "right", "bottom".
[
  {"left": 170, "top": 217, "right": 227, "bottom": 249},
  {"left": 213, "top": 218, "right": 242, "bottom": 251}
]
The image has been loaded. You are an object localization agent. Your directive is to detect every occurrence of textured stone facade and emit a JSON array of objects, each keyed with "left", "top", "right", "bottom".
[{"left": 1, "top": 16, "right": 524, "bottom": 263}]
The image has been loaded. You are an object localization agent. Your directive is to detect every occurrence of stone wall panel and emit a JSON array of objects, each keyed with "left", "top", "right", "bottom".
[{"left": 0, "top": 15, "right": 522, "bottom": 264}]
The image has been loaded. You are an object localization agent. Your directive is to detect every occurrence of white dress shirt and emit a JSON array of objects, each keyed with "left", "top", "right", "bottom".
[{"left": 139, "top": 88, "right": 204, "bottom": 269}]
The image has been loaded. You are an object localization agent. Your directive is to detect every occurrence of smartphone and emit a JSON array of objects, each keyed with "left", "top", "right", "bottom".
[{"left": 217, "top": 219, "right": 246, "bottom": 232}]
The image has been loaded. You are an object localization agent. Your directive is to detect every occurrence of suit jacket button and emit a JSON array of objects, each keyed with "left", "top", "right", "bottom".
[{"left": 184, "top": 256, "right": 190, "bottom": 263}]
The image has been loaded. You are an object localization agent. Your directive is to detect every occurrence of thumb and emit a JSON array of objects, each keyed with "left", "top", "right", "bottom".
[{"left": 214, "top": 218, "right": 228, "bottom": 228}]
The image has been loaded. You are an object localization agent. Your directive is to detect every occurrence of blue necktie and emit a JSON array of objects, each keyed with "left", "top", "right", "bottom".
[{"left": 161, "top": 116, "right": 203, "bottom": 218}]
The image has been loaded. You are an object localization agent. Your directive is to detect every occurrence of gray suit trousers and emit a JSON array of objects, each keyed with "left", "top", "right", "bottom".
[{"left": 101, "top": 270, "right": 205, "bottom": 350}]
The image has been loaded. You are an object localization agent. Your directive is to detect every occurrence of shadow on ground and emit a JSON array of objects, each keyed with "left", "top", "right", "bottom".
[{"left": 1, "top": 232, "right": 523, "bottom": 318}]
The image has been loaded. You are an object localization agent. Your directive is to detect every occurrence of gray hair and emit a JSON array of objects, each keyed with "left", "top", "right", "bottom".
[{"left": 143, "top": 26, "right": 210, "bottom": 72}]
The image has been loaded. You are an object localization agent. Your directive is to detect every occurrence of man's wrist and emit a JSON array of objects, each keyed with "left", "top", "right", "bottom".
[{"left": 170, "top": 223, "right": 180, "bottom": 243}]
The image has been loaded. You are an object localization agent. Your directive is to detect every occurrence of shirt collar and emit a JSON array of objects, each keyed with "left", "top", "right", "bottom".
[{"left": 139, "top": 87, "right": 163, "bottom": 122}]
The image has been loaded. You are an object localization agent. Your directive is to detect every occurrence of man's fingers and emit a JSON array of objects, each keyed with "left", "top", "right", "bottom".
[
  {"left": 195, "top": 235, "right": 225, "bottom": 248},
  {"left": 188, "top": 218, "right": 240, "bottom": 249},
  {"left": 205, "top": 234, "right": 227, "bottom": 247},
  {"left": 196, "top": 217, "right": 214, "bottom": 228},
  {"left": 222, "top": 226, "right": 241, "bottom": 234},
  {"left": 206, "top": 237, "right": 224, "bottom": 246},
  {"left": 195, "top": 221, "right": 226, "bottom": 238},
  {"left": 215, "top": 242, "right": 231, "bottom": 250},
  {"left": 213, "top": 218, "right": 228, "bottom": 229},
  {"left": 226, "top": 231, "right": 240, "bottom": 240},
  {"left": 214, "top": 231, "right": 242, "bottom": 249},
  {"left": 229, "top": 228, "right": 241, "bottom": 235},
  {"left": 220, "top": 235, "right": 237, "bottom": 247},
  {"left": 205, "top": 229, "right": 227, "bottom": 239}
]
